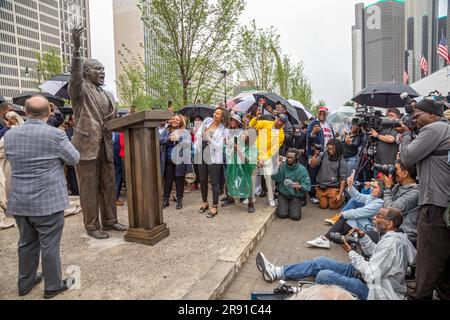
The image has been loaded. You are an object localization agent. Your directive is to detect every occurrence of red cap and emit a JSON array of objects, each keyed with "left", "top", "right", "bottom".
[{"left": 318, "top": 106, "right": 329, "bottom": 113}]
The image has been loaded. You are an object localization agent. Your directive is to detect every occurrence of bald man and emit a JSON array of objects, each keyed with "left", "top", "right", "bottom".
[
  {"left": 5, "top": 96, "right": 80, "bottom": 298},
  {"left": 69, "top": 27, "right": 127, "bottom": 239}
]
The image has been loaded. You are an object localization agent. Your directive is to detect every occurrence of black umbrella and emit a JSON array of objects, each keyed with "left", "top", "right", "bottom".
[
  {"left": 253, "top": 92, "right": 300, "bottom": 124},
  {"left": 39, "top": 74, "right": 71, "bottom": 99},
  {"left": 12, "top": 104, "right": 26, "bottom": 116},
  {"left": 39, "top": 74, "right": 118, "bottom": 101},
  {"left": 13, "top": 92, "right": 65, "bottom": 108},
  {"left": 352, "top": 82, "right": 420, "bottom": 108},
  {"left": 295, "top": 108, "right": 309, "bottom": 123},
  {"left": 179, "top": 104, "right": 215, "bottom": 119},
  {"left": 0, "top": 96, "right": 6, "bottom": 104}
]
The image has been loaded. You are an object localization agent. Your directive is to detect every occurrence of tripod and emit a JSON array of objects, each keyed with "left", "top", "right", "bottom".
[{"left": 354, "top": 132, "right": 376, "bottom": 183}]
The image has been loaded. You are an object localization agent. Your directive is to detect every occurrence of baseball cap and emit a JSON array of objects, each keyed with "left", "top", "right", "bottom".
[
  {"left": 318, "top": 106, "right": 329, "bottom": 113},
  {"left": 278, "top": 114, "right": 289, "bottom": 123},
  {"left": 231, "top": 113, "right": 243, "bottom": 125}
]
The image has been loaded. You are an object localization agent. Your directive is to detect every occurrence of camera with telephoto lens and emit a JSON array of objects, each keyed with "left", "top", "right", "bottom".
[
  {"left": 329, "top": 232, "right": 360, "bottom": 247},
  {"left": 372, "top": 163, "right": 396, "bottom": 177},
  {"left": 400, "top": 92, "right": 415, "bottom": 130},
  {"left": 353, "top": 106, "right": 402, "bottom": 132}
]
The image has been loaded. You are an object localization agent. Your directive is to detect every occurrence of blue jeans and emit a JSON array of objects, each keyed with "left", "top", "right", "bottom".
[
  {"left": 282, "top": 257, "right": 369, "bottom": 300},
  {"left": 345, "top": 156, "right": 358, "bottom": 176},
  {"left": 342, "top": 198, "right": 365, "bottom": 212}
]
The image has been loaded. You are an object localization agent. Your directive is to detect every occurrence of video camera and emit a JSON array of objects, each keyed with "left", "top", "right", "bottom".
[
  {"left": 400, "top": 92, "right": 415, "bottom": 130},
  {"left": 372, "top": 163, "right": 396, "bottom": 177},
  {"left": 353, "top": 106, "right": 402, "bottom": 132}
]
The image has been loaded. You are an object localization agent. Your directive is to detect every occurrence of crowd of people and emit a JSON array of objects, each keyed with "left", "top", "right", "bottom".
[
  {"left": 155, "top": 95, "right": 449, "bottom": 300},
  {"left": 1, "top": 89, "right": 449, "bottom": 300}
]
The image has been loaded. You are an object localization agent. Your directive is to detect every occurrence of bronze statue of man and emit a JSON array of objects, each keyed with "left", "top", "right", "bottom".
[{"left": 69, "top": 27, "right": 127, "bottom": 239}]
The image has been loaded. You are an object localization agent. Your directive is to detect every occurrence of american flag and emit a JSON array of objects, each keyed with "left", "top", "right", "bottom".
[
  {"left": 420, "top": 55, "right": 429, "bottom": 75},
  {"left": 403, "top": 70, "right": 409, "bottom": 84},
  {"left": 437, "top": 34, "right": 450, "bottom": 64}
]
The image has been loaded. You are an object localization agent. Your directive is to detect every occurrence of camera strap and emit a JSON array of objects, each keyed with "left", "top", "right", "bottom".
[{"left": 431, "top": 150, "right": 449, "bottom": 156}]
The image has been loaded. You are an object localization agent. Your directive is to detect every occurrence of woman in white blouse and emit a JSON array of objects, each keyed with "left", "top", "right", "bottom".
[{"left": 194, "top": 107, "right": 229, "bottom": 218}]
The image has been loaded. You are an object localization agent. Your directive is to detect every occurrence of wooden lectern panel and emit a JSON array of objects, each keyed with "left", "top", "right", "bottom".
[{"left": 107, "top": 111, "right": 170, "bottom": 246}]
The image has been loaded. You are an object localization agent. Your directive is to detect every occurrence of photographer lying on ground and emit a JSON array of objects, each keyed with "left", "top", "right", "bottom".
[
  {"left": 256, "top": 207, "right": 416, "bottom": 300},
  {"left": 395, "top": 98, "right": 450, "bottom": 300},
  {"left": 306, "top": 176, "right": 384, "bottom": 249}
]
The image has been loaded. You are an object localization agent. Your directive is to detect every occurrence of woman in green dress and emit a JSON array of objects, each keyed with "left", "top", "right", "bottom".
[{"left": 222, "top": 113, "right": 257, "bottom": 213}]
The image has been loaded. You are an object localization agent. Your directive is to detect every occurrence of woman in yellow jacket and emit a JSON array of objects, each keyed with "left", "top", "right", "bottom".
[{"left": 249, "top": 110, "right": 287, "bottom": 207}]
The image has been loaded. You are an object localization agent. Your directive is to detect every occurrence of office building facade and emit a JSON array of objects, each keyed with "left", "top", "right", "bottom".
[
  {"left": 352, "top": 0, "right": 405, "bottom": 94},
  {"left": 0, "top": 0, "right": 90, "bottom": 101}
]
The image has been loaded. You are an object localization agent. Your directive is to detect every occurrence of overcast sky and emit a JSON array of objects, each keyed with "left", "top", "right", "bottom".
[{"left": 89, "top": 0, "right": 375, "bottom": 107}]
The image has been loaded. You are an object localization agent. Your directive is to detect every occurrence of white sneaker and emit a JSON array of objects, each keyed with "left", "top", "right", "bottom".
[
  {"left": 268, "top": 200, "right": 277, "bottom": 207},
  {"left": 256, "top": 252, "right": 278, "bottom": 283},
  {"left": 310, "top": 197, "right": 319, "bottom": 205},
  {"left": 307, "top": 236, "right": 331, "bottom": 249},
  {"left": 243, "top": 199, "right": 249, "bottom": 205}
]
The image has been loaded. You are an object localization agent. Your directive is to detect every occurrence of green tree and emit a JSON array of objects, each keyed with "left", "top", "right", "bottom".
[
  {"left": 139, "top": 0, "right": 245, "bottom": 106},
  {"left": 116, "top": 46, "right": 158, "bottom": 110},
  {"left": 289, "top": 61, "right": 314, "bottom": 108},
  {"left": 34, "top": 49, "right": 64, "bottom": 85},
  {"left": 234, "top": 20, "right": 280, "bottom": 91},
  {"left": 271, "top": 44, "right": 290, "bottom": 98}
]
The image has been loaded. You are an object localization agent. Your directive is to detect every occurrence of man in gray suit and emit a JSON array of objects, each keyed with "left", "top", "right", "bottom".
[
  {"left": 5, "top": 96, "right": 80, "bottom": 299},
  {"left": 69, "top": 27, "right": 127, "bottom": 239}
]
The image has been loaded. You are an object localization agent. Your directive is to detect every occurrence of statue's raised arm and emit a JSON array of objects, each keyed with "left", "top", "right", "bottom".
[
  {"left": 72, "top": 27, "right": 85, "bottom": 51},
  {"left": 69, "top": 27, "right": 86, "bottom": 101}
]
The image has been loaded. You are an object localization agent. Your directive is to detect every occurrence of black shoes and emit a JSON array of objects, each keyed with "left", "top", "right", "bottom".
[
  {"left": 19, "top": 272, "right": 43, "bottom": 296},
  {"left": 103, "top": 223, "right": 127, "bottom": 231},
  {"left": 221, "top": 198, "right": 235, "bottom": 207},
  {"left": 176, "top": 198, "right": 183, "bottom": 210},
  {"left": 162, "top": 198, "right": 170, "bottom": 208},
  {"left": 247, "top": 204, "right": 256, "bottom": 213},
  {"left": 87, "top": 230, "right": 110, "bottom": 239},
  {"left": 43, "top": 277, "right": 73, "bottom": 299}
]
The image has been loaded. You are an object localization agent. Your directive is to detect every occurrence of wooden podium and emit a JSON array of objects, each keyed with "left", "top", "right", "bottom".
[{"left": 106, "top": 110, "right": 171, "bottom": 246}]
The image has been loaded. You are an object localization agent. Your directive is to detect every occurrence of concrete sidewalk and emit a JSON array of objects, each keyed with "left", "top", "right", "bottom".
[
  {"left": 0, "top": 190, "right": 275, "bottom": 300},
  {"left": 222, "top": 206, "right": 348, "bottom": 300}
]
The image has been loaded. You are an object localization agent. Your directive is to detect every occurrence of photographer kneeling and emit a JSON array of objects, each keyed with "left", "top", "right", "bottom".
[
  {"left": 395, "top": 98, "right": 450, "bottom": 300},
  {"left": 256, "top": 207, "right": 417, "bottom": 300},
  {"left": 271, "top": 149, "right": 311, "bottom": 221},
  {"left": 309, "top": 139, "right": 347, "bottom": 210}
]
